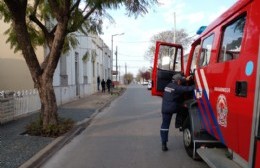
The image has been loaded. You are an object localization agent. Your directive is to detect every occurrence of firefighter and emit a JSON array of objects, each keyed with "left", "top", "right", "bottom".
[{"left": 160, "top": 73, "right": 194, "bottom": 151}]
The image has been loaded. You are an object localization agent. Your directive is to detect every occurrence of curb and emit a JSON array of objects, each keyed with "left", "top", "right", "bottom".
[
  {"left": 19, "top": 88, "right": 126, "bottom": 168},
  {"left": 19, "top": 126, "right": 85, "bottom": 168}
]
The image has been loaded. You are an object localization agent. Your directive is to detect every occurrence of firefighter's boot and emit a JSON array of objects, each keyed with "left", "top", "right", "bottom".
[{"left": 162, "top": 142, "right": 168, "bottom": 151}]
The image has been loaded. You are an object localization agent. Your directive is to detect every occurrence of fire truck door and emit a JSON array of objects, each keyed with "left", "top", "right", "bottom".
[{"left": 151, "top": 42, "right": 184, "bottom": 96}]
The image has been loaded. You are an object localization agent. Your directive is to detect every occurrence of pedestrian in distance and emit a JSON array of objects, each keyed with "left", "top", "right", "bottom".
[
  {"left": 97, "top": 76, "right": 100, "bottom": 91},
  {"left": 106, "top": 78, "right": 112, "bottom": 93},
  {"left": 160, "top": 73, "right": 195, "bottom": 151},
  {"left": 101, "top": 79, "right": 106, "bottom": 93}
]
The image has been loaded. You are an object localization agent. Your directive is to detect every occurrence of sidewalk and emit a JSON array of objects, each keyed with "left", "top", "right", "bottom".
[{"left": 0, "top": 88, "right": 125, "bottom": 168}]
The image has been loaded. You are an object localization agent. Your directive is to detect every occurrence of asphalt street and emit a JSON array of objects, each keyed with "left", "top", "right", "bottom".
[
  {"left": 41, "top": 84, "right": 209, "bottom": 168},
  {"left": 0, "top": 91, "right": 115, "bottom": 168}
]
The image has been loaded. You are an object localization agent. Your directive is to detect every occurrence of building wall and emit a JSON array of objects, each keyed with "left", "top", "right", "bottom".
[
  {"left": 0, "top": 21, "right": 44, "bottom": 90},
  {"left": 53, "top": 33, "right": 112, "bottom": 105},
  {"left": 0, "top": 19, "right": 111, "bottom": 106}
]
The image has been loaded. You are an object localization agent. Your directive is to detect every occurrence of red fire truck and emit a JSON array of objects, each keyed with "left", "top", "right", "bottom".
[{"left": 151, "top": 0, "right": 260, "bottom": 167}]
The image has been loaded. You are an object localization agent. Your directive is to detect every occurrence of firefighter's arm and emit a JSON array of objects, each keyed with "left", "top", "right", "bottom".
[
  {"left": 185, "top": 75, "right": 193, "bottom": 81},
  {"left": 178, "top": 85, "right": 195, "bottom": 92}
]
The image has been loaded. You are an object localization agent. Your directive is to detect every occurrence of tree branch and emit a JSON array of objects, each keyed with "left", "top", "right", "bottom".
[
  {"left": 70, "top": 0, "right": 81, "bottom": 14},
  {"left": 4, "top": 0, "right": 27, "bottom": 20},
  {"left": 20, "top": 0, "right": 28, "bottom": 12},
  {"left": 50, "top": 25, "right": 57, "bottom": 35},
  {"left": 67, "top": 4, "right": 98, "bottom": 34},
  {"left": 64, "top": 1, "right": 71, "bottom": 19},
  {"left": 44, "top": 22, "right": 68, "bottom": 78},
  {"left": 32, "top": 0, "right": 40, "bottom": 14},
  {"left": 82, "top": 2, "right": 91, "bottom": 13},
  {"left": 43, "top": 2, "right": 71, "bottom": 77},
  {"left": 29, "top": 0, "right": 55, "bottom": 49},
  {"left": 83, "top": 5, "right": 98, "bottom": 21},
  {"left": 29, "top": 14, "right": 50, "bottom": 39},
  {"left": 41, "top": 53, "right": 50, "bottom": 70},
  {"left": 47, "top": 0, "right": 61, "bottom": 20}
]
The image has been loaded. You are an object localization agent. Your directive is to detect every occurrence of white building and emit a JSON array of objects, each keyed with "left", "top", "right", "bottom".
[
  {"left": 0, "top": 16, "right": 112, "bottom": 120},
  {"left": 53, "top": 33, "right": 112, "bottom": 105}
]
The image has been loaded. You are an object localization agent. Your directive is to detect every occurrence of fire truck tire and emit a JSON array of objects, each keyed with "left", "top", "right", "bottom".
[{"left": 183, "top": 116, "right": 194, "bottom": 158}]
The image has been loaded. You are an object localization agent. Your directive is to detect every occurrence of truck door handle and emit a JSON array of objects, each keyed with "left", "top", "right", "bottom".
[{"left": 235, "top": 81, "right": 247, "bottom": 97}]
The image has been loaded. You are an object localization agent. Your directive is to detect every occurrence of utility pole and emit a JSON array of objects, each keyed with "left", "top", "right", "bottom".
[
  {"left": 111, "top": 33, "right": 124, "bottom": 81},
  {"left": 173, "top": 12, "right": 176, "bottom": 43},
  {"left": 125, "top": 63, "right": 127, "bottom": 84},
  {"left": 119, "top": 65, "right": 121, "bottom": 83},
  {"left": 111, "top": 36, "right": 114, "bottom": 80},
  {"left": 125, "top": 63, "right": 127, "bottom": 75},
  {"left": 115, "top": 46, "right": 118, "bottom": 82}
]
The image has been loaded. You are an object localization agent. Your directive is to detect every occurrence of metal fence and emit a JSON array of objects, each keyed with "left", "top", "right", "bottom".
[{"left": 0, "top": 89, "right": 41, "bottom": 124}]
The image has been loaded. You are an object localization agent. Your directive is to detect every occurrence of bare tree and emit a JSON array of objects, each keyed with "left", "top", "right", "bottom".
[
  {"left": 123, "top": 73, "right": 134, "bottom": 84},
  {"left": 145, "top": 29, "right": 192, "bottom": 63},
  {"left": 137, "top": 67, "right": 151, "bottom": 83}
]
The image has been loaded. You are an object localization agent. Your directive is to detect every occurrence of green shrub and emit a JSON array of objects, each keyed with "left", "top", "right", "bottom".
[{"left": 26, "top": 117, "right": 74, "bottom": 137}]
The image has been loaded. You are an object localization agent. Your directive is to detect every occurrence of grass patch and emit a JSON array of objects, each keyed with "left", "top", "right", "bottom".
[
  {"left": 26, "top": 117, "right": 74, "bottom": 138},
  {"left": 110, "top": 87, "right": 125, "bottom": 96}
]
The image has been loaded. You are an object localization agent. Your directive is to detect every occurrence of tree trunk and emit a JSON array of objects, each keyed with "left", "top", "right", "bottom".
[
  {"left": 3, "top": 0, "right": 68, "bottom": 130},
  {"left": 38, "top": 76, "right": 58, "bottom": 129}
]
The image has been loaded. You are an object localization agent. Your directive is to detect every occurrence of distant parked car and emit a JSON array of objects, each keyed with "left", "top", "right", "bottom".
[
  {"left": 142, "top": 81, "right": 148, "bottom": 85},
  {"left": 147, "top": 81, "right": 152, "bottom": 90}
]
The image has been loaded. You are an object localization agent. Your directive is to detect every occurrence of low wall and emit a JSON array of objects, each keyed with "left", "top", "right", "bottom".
[{"left": 0, "top": 83, "right": 96, "bottom": 123}]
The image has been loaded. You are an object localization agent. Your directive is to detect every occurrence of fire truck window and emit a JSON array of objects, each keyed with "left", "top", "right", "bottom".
[
  {"left": 199, "top": 34, "right": 214, "bottom": 67},
  {"left": 175, "top": 49, "right": 182, "bottom": 72},
  {"left": 191, "top": 45, "right": 201, "bottom": 73},
  {"left": 157, "top": 45, "right": 181, "bottom": 72},
  {"left": 218, "top": 15, "right": 246, "bottom": 62}
]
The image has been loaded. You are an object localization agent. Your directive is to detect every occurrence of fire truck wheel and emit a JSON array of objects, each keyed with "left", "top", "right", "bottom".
[{"left": 183, "top": 117, "right": 194, "bottom": 158}]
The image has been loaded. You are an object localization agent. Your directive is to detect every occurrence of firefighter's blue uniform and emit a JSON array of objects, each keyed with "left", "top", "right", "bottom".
[{"left": 160, "top": 78, "right": 194, "bottom": 147}]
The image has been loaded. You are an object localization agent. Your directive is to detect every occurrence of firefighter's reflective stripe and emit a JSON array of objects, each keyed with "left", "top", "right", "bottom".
[
  {"left": 164, "top": 87, "right": 175, "bottom": 93},
  {"left": 160, "top": 112, "right": 173, "bottom": 143}
]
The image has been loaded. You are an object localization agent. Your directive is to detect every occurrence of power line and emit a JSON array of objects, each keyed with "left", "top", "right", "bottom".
[
  {"left": 114, "top": 40, "right": 150, "bottom": 44},
  {"left": 117, "top": 53, "right": 144, "bottom": 57},
  {"left": 113, "top": 65, "right": 149, "bottom": 68},
  {"left": 113, "top": 59, "right": 148, "bottom": 62}
]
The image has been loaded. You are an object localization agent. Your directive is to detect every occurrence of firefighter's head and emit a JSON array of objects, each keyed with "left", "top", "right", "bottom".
[{"left": 172, "top": 73, "right": 184, "bottom": 85}]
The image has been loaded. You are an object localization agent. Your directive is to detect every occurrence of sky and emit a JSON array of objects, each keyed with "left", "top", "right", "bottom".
[{"left": 100, "top": 0, "right": 238, "bottom": 77}]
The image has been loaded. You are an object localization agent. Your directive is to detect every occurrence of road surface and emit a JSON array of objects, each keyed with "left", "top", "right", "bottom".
[{"left": 42, "top": 84, "right": 209, "bottom": 168}]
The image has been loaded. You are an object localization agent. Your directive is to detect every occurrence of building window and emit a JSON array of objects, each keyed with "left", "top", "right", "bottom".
[
  {"left": 218, "top": 15, "right": 246, "bottom": 62},
  {"left": 83, "top": 61, "right": 88, "bottom": 84},
  {"left": 60, "top": 54, "right": 68, "bottom": 86},
  {"left": 97, "top": 62, "right": 99, "bottom": 77},
  {"left": 199, "top": 34, "right": 214, "bottom": 67},
  {"left": 92, "top": 62, "right": 95, "bottom": 77}
]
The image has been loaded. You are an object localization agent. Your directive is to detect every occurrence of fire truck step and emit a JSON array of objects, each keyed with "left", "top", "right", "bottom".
[{"left": 197, "top": 148, "right": 242, "bottom": 168}]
